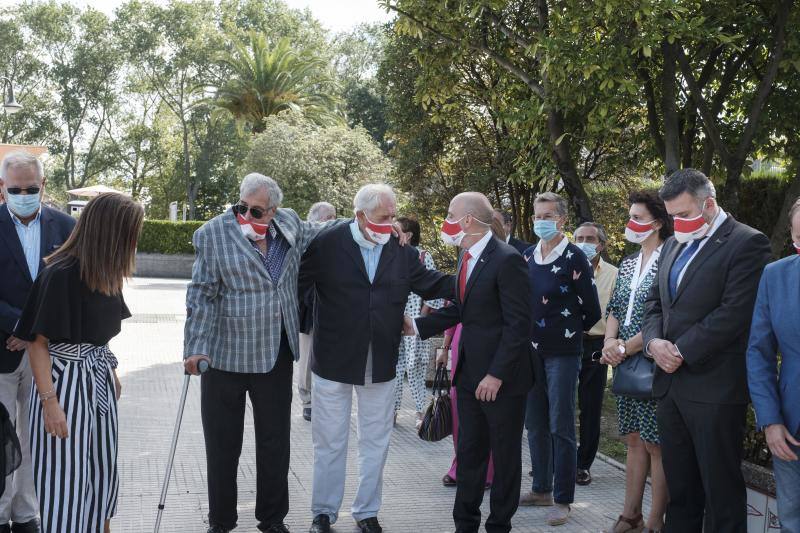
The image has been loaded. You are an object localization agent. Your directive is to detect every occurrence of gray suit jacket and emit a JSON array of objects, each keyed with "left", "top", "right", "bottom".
[{"left": 183, "top": 207, "right": 331, "bottom": 373}]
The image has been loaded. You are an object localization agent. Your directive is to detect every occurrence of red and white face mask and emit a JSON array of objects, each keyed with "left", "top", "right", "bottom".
[
  {"left": 237, "top": 213, "right": 268, "bottom": 241},
  {"left": 794, "top": 242, "right": 800, "bottom": 255},
  {"left": 673, "top": 213, "right": 709, "bottom": 244},
  {"left": 440, "top": 216, "right": 466, "bottom": 247},
  {"left": 624, "top": 219, "right": 655, "bottom": 244},
  {"left": 364, "top": 216, "right": 393, "bottom": 245}
]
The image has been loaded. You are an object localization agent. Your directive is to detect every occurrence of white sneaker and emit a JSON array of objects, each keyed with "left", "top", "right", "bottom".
[{"left": 546, "top": 504, "right": 570, "bottom": 526}]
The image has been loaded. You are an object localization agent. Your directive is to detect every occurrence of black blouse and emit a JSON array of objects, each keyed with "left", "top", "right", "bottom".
[{"left": 15, "top": 260, "right": 131, "bottom": 346}]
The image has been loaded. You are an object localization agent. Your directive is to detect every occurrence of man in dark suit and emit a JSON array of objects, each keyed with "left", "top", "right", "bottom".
[
  {"left": 411, "top": 193, "right": 533, "bottom": 533},
  {"left": 642, "top": 168, "right": 772, "bottom": 533},
  {"left": 299, "top": 184, "right": 454, "bottom": 533},
  {"left": 493, "top": 209, "right": 531, "bottom": 254},
  {"left": 0, "top": 152, "right": 75, "bottom": 533}
]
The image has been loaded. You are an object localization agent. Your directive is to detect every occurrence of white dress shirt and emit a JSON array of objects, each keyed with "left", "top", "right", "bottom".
[{"left": 533, "top": 234, "right": 569, "bottom": 265}]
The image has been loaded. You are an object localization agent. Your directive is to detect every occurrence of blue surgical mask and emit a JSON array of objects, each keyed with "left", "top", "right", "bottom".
[
  {"left": 575, "top": 242, "right": 598, "bottom": 261},
  {"left": 5, "top": 191, "right": 41, "bottom": 218},
  {"left": 533, "top": 220, "right": 559, "bottom": 241}
]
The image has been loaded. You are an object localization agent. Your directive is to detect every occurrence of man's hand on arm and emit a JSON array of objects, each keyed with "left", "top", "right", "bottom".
[
  {"left": 184, "top": 355, "right": 211, "bottom": 376},
  {"left": 765, "top": 424, "right": 800, "bottom": 462},
  {"left": 648, "top": 339, "right": 683, "bottom": 374},
  {"left": 475, "top": 374, "right": 503, "bottom": 402},
  {"left": 5, "top": 335, "right": 29, "bottom": 352}
]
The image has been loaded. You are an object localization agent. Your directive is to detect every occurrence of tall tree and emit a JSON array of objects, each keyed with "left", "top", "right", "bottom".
[{"left": 212, "top": 32, "right": 343, "bottom": 133}]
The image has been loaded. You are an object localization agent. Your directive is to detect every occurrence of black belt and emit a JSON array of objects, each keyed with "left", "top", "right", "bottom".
[{"left": 583, "top": 333, "right": 604, "bottom": 341}]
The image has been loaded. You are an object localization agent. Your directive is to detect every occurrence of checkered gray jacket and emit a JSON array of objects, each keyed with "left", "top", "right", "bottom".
[{"left": 183, "top": 207, "right": 332, "bottom": 373}]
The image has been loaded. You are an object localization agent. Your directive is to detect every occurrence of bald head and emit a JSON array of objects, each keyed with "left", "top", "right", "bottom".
[{"left": 451, "top": 192, "right": 494, "bottom": 224}]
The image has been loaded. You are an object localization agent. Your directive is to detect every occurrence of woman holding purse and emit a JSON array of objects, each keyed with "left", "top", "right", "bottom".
[{"left": 600, "top": 190, "right": 671, "bottom": 533}]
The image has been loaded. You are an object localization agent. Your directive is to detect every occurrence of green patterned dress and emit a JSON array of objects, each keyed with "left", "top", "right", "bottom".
[{"left": 606, "top": 250, "right": 661, "bottom": 444}]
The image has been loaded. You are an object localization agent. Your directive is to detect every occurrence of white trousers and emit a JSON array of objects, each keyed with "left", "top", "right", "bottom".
[
  {"left": 310, "top": 361, "right": 395, "bottom": 523},
  {"left": 0, "top": 355, "right": 38, "bottom": 524},
  {"left": 297, "top": 332, "right": 313, "bottom": 407}
]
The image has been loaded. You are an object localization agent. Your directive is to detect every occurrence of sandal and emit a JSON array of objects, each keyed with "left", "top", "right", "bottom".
[{"left": 603, "top": 513, "right": 644, "bottom": 533}]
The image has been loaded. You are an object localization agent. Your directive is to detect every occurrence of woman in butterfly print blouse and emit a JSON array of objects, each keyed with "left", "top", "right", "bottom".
[{"left": 520, "top": 192, "right": 601, "bottom": 525}]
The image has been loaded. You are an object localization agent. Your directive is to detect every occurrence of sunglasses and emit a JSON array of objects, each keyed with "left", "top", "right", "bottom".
[
  {"left": 233, "top": 203, "right": 275, "bottom": 219},
  {"left": 6, "top": 186, "right": 41, "bottom": 195}
]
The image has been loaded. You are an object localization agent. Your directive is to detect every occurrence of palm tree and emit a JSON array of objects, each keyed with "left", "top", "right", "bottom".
[{"left": 212, "top": 32, "right": 343, "bottom": 134}]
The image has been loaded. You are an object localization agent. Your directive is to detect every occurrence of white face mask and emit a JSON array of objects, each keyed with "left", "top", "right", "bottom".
[{"left": 363, "top": 215, "right": 392, "bottom": 245}]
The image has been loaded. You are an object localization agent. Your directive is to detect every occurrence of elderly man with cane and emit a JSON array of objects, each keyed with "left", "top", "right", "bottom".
[{"left": 183, "top": 174, "right": 350, "bottom": 533}]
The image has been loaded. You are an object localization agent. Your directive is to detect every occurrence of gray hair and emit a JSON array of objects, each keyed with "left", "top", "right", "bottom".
[
  {"left": 0, "top": 151, "right": 44, "bottom": 182},
  {"left": 534, "top": 192, "right": 568, "bottom": 217},
  {"left": 307, "top": 201, "right": 336, "bottom": 222},
  {"left": 576, "top": 222, "right": 608, "bottom": 244},
  {"left": 660, "top": 168, "right": 716, "bottom": 202},
  {"left": 353, "top": 183, "right": 396, "bottom": 216},
  {"left": 240, "top": 173, "right": 283, "bottom": 207}
]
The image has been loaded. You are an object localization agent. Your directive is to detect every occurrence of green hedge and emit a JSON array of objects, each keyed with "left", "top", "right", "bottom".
[{"left": 137, "top": 220, "right": 204, "bottom": 255}]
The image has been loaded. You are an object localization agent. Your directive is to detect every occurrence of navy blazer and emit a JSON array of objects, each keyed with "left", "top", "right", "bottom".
[
  {"left": 416, "top": 237, "right": 534, "bottom": 396},
  {"left": 298, "top": 221, "right": 455, "bottom": 385},
  {"left": 747, "top": 255, "right": 800, "bottom": 437},
  {"left": 0, "top": 205, "right": 75, "bottom": 373}
]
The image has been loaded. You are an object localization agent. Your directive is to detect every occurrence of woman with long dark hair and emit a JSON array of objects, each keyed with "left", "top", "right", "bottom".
[{"left": 15, "top": 193, "right": 143, "bottom": 533}]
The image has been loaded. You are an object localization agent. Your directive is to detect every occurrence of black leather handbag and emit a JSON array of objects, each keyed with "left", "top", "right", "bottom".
[
  {"left": 611, "top": 352, "right": 654, "bottom": 400},
  {"left": 418, "top": 365, "right": 453, "bottom": 442}
]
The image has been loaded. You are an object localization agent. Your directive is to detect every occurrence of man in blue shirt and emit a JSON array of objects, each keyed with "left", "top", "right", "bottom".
[{"left": 0, "top": 152, "right": 75, "bottom": 533}]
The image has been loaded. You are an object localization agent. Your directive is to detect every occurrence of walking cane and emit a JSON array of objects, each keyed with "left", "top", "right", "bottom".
[{"left": 154, "top": 359, "right": 209, "bottom": 533}]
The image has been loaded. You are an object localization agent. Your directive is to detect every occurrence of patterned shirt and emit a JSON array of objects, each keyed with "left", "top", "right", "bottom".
[
  {"left": 606, "top": 250, "right": 661, "bottom": 341},
  {"left": 250, "top": 221, "right": 290, "bottom": 282}
]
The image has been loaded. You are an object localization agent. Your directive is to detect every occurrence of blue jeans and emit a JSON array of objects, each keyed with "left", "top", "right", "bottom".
[
  {"left": 773, "top": 442, "right": 800, "bottom": 533},
  {"left": 525, "top": 352, "right": 581, "bottom": 504}
]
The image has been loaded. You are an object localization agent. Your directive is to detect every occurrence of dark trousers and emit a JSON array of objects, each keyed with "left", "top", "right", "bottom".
[
  {"left": 657, "top": 391, "right": 747, "bottom": 533},
  {"left": 577, "top": 336, "right": 607, "bottom": 471},
  {"left": 201, "top": 332, "right": 294, "bottom": 531},
  {"left": 454, "top": 387, "right": 526, "bottom": 533}
]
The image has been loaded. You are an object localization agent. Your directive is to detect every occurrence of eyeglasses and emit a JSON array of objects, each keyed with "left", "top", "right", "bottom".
[
  {"left": 6, "top": 186, "right": 40, "bottom": 195},
  {"left": 233, "top": 203, "right": 275, "bottom": 219}
]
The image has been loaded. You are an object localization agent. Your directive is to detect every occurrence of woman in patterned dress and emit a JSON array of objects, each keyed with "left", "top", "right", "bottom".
[
  {"left": 601, "top": 190, "right": 673, "bottom": 533},
  {"left": 394, "top": 217, "right": 444, "bottom": 428}
]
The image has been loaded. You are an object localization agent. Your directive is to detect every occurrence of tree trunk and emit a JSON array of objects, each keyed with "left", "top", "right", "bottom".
[
  {"left": 181, "top": 119, "right": 195, "bottom": 219},
  {"left": 768, "top": 161, "right": 800, "bottom": 257},
  {"left": 547, "top": 107, "right": 593, "bottom": 222},
  {"left": 661, "top": 41, "right": 681, "bottom": 175}
]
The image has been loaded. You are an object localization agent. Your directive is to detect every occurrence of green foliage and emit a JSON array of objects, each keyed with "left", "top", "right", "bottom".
[
  {"left": 137, "top": 220, "right": 204, "bottom": 255},
  {"left": 243, "top": 113, "right": 392, "bottom": 217},
  {"left": 212, "top": 32, "right": 343, "bottom": 133}
]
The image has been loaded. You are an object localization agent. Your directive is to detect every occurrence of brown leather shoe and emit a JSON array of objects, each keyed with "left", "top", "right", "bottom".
[{"left": 519, "top": 491, "right": 553, "bottom": 506}]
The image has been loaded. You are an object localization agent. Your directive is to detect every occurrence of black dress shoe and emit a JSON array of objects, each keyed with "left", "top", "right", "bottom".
[
  {"left": 207, "top": 526, "right": 230, "bottom": 533},
  {"left": 303, "top": 407, "right": 312, "bottom": 421},
  {"left": 261, "top": 524, "right": 290, "bottom": 533},
  {"left": 309, "top": 514, "right": 330, "bottom": 533},
  {"left": 355, "top": 517, "right": 382, "bottom": 533},
  {"left": 576, "top": 468, "right": 592, "bottom": 486},
  {"left": 11, "top": 520, "right": 40, "bottom": 533}
]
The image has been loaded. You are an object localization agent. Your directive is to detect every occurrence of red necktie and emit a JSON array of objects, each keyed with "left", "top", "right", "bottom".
[{"left": 459, "top": 251, "right": 472, "bottom": 301}]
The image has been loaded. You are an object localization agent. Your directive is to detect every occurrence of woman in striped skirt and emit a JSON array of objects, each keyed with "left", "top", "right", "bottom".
[{"left": 14, "top": 193, "right": 144, "bottom": 533}]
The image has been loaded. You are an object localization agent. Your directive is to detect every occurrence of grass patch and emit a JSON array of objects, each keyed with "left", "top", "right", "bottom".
[{"left": 598, "top": 371, "right": 628, "bottom": 464}]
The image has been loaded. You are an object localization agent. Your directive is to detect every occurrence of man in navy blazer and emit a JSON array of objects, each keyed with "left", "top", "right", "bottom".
[
  {"left": 747, "top": 198, "right": 800, "bottom": 533},
  {"left": 0, "top": 152, "right": 75, "bottom": 533},
  {"left": 413, "top": 193, "right": 533, "bottom": 533}
]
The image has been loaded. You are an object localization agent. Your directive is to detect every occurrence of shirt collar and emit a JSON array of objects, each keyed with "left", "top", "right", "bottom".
[
  {"left": 504, "top": 234, "right": 510, "bottom": 243},
  {"left": 534, "top": 233, "right": 569, "bottom": 262},
  {"left": 7, "top": 205, "right": 41, "bottom": 227},
  {"left": 465, "top": 231, "right": 492, "bottom": 259},
  {"left": 706, "top": 208, "right": 727, "bottom": 238}
]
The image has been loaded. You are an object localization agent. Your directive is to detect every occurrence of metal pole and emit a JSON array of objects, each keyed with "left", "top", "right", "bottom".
[{"left": 154, "top": 360, "right": 208, "bottom": 532}]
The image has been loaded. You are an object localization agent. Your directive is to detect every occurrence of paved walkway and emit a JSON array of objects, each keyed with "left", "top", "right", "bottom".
[{"left": 111, "top": 277, "right": 650, "bottom": 533}]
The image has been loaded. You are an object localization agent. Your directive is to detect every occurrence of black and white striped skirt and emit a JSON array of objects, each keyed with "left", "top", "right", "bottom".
[{"left": 29, "top": 342, "right": 119, "bottom": 533}]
